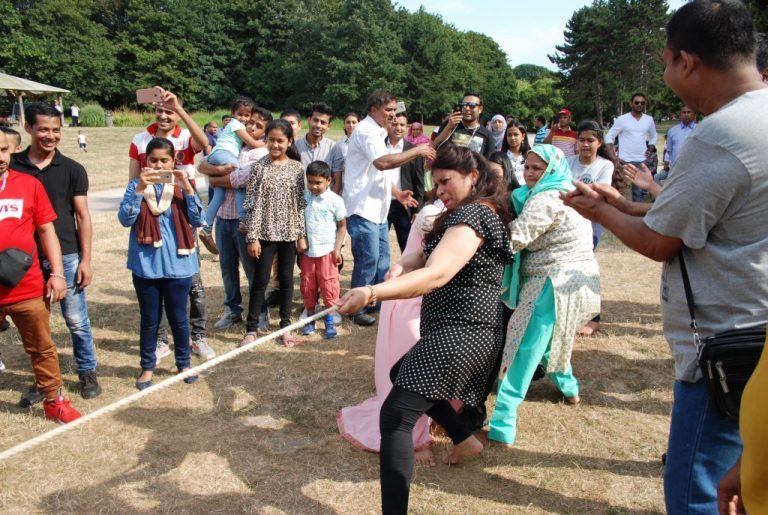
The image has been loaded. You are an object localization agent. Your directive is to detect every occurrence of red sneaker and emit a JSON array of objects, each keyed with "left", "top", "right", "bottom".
[{"left": 44, "top": 394, "right": 82, "bottom": 424}]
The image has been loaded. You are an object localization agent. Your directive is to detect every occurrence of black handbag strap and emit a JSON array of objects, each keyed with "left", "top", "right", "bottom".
[{"left": 678, "top": 251, "right": 703, "bottom": 352}]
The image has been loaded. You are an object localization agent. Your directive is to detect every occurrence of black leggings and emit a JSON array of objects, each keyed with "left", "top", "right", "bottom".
[
  {"left": 246, "top": 240, "right": 296, "bottom": 332},
  {"left": 379, "top": 362, "right": 473, "bottom": 514}
]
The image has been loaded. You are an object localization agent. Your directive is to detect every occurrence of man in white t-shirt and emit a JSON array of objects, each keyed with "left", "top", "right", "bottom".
[
  {"left": 605, "top": 93, "right": 658, "bottom": 201},
  {"left": 342, "top": 90, "right": 435, "bottom": 326},
  {"left": 563, "top": 1, "right": 767, "bottom": 510}
]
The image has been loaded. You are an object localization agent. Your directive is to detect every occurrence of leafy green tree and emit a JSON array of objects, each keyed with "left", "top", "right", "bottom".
[
  {"left": 513, "top": 64, "right": 555, "bottom": 82},
  {"left": 515, "top": 77, "right": 565, "bottom": 126},
  {"left": 550, "top": 0, "right": 669, "bottom": 125},
  {"left": 0, "top": 0, "right": 119, "bottom": 103},
  {"left": 742, "top": 0, "right": 768, "bottom": 33}
]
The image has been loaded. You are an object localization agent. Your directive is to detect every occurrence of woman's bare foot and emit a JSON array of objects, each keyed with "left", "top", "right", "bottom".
[
  {"left": 444, "top": 435, "right": 483, "bottom": 464},
  {"left": 138, "top": 370, "right": 153, "bottom": 383},
  {"left": 476, "top": 430, "right": 514, "bottom": 449},
  {"left": 566, "top": 394, "right": 581, "bottom": 405},
  {"left": 415, "top": 448, "right": 436, "bottom": 467},
  {"left": 578, "top": 321, "right": 600, "bottom": 336}
]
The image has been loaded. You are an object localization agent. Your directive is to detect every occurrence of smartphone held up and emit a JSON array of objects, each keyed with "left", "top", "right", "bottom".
[{"left": 136, "top": 87, "right": 162, "bottom": 104}]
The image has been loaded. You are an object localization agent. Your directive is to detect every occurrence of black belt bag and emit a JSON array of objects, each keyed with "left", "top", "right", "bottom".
[
  {"left": 679, "top": 251, "right": 765, "bottom": 419},
  {"left": 0, "top": 247, "right": 33, "bottom": 288}
]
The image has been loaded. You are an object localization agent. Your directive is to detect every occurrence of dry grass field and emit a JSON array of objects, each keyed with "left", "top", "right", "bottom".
[{"left": 0, "top": 126, "right": 671, "bottom": 514}]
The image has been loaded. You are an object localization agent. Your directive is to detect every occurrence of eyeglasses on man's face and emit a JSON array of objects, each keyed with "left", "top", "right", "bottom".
[
  {"left": 460, "top": 102, "right": 481, "bottom": 109},
  {"left": 634, "top": 101, "right": 646, "bottom": 106}
]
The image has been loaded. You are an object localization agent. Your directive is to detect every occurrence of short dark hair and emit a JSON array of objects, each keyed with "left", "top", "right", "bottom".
[
  {"left": 280, "top": 108, "right": 302, "bottom": 121},
  {"left": 0, "top": 126, "right": 21, "bottom": 147},
  {"left": 24, "top": 102, "right": 61, "bottom": 127},
  {"left": 631, "top": 92, "right": 647, "bottom": 102},
  {"left": 366, "top": 90, "right": 396, "bottom": 113},
  {"left": 757, "top": 33, "right": 768, "bottom": 72},
  {"left": 306, "top": 160, "right": 332, "bottom": 179},
  {"left": 310, "top": 102, "right": 334, "bottom": 119},
  {"left": 231, "top": 95, "right": 255, "bottom": 113},
  {"left": 666, "top": 0, "right": 756, "bottom": 70},
  {"left": 463, "top": 91, "right": 483, "bottom": 105},
  {"left": 252, "top": 106, "right": 273, "bottom": 122},
  {"left": 535, "top": 115, "right": 546, "bottom": 124},
  {"left": 394, "top": 112, "right": 408, "bottom": 122},
  {"left": 221, "top": 114, "right": 232, "bottom": 122}
]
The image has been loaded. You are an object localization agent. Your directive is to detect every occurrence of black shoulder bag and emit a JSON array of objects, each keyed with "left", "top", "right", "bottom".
[
  {"left": 679, "top": 251, "right": 765, "bottom": 419},
  {"left": 0, "top": 248, "right": 33, "bottom": 288}
]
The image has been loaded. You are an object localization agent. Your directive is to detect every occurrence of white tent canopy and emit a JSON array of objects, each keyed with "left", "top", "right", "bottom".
[{"left": 0, "top": 72, "right": 70, "bottom": 127}]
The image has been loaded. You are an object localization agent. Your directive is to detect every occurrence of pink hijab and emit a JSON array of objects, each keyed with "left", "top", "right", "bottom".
[{"left": 406, "top": 122, "right": 431, "bottom": 146}]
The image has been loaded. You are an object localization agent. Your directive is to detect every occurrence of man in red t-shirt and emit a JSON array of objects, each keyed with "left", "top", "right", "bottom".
[
  {"left": 0, "top": 131, "right": 81, "bottom": 423},
  {"left": 544, "top": 108, "right": 578, "bottom": 157}
]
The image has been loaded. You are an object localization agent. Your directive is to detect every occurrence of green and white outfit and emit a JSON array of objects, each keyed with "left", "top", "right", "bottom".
[{"left": 489, "top": 145, "right": 600, "bottom": 445}]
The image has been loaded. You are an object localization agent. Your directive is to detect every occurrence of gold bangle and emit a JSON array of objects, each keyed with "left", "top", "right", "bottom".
[{"left": 367, "top": 285, "right": 378, "bottom": 307}]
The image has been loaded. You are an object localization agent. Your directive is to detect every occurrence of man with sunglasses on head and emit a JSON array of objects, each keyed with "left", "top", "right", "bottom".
[
  {"left": 606, "top": 92, "right": 658, "bottom": 201},
  {"left": 433, "top": 92, "right": 495, "bottom": 158}
]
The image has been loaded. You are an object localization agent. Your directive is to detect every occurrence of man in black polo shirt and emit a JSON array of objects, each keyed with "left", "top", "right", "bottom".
[
  {"left": 11, "top": 102, "right": 101, "bottom": 400},
  {"left": 433, "top": 91, "right": 494, "bottom": 158}
]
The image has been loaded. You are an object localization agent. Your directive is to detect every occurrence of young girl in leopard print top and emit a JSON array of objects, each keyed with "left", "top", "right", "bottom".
[{"left": 240, "top": 119, "right": 307, "bottom": 347}]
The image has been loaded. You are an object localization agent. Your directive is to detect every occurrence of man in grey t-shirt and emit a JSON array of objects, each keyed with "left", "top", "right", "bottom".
[{"left": 562, "top": 2, "right": 767, "bottom": 512}]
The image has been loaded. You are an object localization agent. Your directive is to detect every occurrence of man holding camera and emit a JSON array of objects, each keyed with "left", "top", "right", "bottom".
[{"left": 433, "top": 92, "right": 494, "bottom": 158}]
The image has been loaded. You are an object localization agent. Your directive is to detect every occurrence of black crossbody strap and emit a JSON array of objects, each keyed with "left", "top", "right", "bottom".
[
  {"left": 678, "top": 251, "right": 703, "bottom": 354},
  {"left": 678, "top": 251, "right": 697, "bottom": 329}
]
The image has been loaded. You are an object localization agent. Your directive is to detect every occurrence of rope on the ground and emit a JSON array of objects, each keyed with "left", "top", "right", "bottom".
[{"left": 0, "top": 306, "right": 337, "bottom": 464}]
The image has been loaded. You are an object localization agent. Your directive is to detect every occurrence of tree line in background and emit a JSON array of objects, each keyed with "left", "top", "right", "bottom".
[
  {"left": 2, "top": 0, "right": 765, "bottom": 126},
  {"left": 551, "top": 0, "right": 767, "bottom": 125},
  {"left": 0, "top": 0, "right": 554, "bottom": 124}
]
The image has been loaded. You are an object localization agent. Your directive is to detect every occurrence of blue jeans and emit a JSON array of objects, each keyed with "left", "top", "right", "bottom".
[
  {"left": 216, "top": 217, "right": 255, "bottom": 319},
  {"left": 41, "top": 253, "right": 96, "bottom": 373},
  {"left": 664, "top": 379, "right": 742, "bottom": 514},
  {"left": 628, "top": 161, "right": 647, "bottom": 202},
  {"left": 347, "top": 214, "right": 390, "bottom": 292},
  {"left": 132, "top": 274, "right": 193, "bottom": 372},
  {"left": 205, "top": 150, "right": 245, "bottom": 228},
  {"left": 157, "top": 265, "right": 206, "bottom": 342}
]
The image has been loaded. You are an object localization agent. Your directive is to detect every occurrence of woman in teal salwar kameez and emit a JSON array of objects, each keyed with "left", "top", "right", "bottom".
[{"left": 488, "top": 145, "right": 600, "bottom": 445}]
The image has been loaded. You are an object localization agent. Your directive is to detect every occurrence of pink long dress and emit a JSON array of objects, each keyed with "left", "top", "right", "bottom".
[{"left": 337, "top": 203, "right": 444, "bottom": 452}]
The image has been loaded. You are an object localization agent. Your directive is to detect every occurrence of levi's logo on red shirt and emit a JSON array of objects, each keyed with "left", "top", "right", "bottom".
[{"left": 0, "top": 199, "right": 23, "bottom": 221}]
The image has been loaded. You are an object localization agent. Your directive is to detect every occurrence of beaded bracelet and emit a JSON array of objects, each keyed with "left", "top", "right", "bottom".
[
  {"left": 367, "top": 285, "right": 378, "bottom": 307},
  {"left": 49, "top": 273, "right": 66, "bottom": 280}
]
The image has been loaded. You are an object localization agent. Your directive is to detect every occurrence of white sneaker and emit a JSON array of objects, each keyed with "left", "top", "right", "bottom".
[
  {"left": 155, "top": 341, "right": 171, "bottom": 362},
  {"left": 191, "top": 336, "right": 216, "bottom": 360},
  {"left": 0, "top": 354, "right": 6, "bottom": 373}
]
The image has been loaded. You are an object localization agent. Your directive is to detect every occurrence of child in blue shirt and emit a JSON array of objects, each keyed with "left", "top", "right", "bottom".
[
  {"left": 202, "top": 96, "right": 264, "bottom": 235},
  {"left": 299, "top": 161, "right": 347, "bottom": 339}
]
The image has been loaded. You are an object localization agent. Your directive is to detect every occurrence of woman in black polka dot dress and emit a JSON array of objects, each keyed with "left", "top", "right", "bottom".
[{"left": 337, "top": 145, "right": 512, "bottom": 514}]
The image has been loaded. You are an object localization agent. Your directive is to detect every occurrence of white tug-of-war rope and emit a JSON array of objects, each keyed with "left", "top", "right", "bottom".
[{"left": 0, "top": 306, "right": 337, "bottom": 464}]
